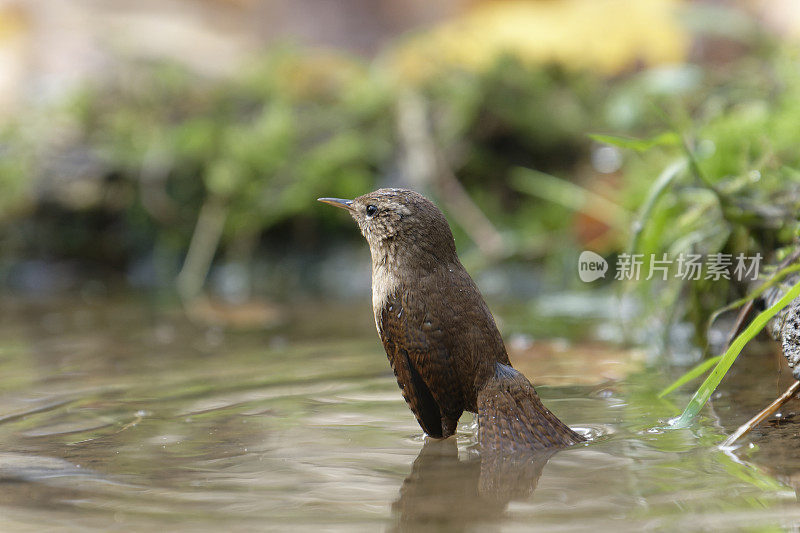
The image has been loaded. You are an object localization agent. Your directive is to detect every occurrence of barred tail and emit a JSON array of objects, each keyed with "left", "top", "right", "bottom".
[{"left": 477, "top": 363, "right": 584, "bottom": 452}]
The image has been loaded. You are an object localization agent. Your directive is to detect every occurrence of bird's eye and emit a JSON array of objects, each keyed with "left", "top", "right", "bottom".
[{"left": 365, "top": 204, "right": 378, "bottom": 217}]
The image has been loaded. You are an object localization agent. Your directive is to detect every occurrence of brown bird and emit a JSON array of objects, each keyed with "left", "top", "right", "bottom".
[{"left": 319, "top": 188, "right": 584, "bottom": 451}]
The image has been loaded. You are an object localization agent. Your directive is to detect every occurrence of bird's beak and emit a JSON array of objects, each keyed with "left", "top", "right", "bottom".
[{"left": 317, "top": 197, "right": 354, "bottom": 211}]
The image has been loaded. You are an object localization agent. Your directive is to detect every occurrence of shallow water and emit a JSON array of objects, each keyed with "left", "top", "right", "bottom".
[{"left": 2, "top": 297, "right": 800, "bottom": 531}]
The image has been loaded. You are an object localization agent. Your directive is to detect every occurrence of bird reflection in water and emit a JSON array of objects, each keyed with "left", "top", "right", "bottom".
[{"left": 391, "top": 438, "right": 555, "bottom": 531}]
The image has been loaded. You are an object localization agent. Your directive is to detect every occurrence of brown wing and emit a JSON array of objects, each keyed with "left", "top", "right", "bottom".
[{"left": 379, "top": 291, "right": 465, "bottom": 438}]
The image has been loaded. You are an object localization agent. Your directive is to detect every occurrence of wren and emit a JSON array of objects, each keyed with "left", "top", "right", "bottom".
[{"left": 319, "top": 188, "right": 584, "bottom": 451}]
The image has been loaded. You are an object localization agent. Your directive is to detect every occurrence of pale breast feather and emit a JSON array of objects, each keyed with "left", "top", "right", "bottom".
[{"left": 371, "top": 257, "right": 399, "bottom": 331}]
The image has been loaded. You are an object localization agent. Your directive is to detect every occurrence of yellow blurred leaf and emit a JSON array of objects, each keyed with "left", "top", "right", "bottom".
[{"left": 388, "top": 0, "right": 689, "bottom": 81}]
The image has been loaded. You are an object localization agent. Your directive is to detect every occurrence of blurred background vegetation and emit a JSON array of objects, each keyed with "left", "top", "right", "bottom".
[{"left": 0, "top": 0, "right": 798, "bottom": 341}]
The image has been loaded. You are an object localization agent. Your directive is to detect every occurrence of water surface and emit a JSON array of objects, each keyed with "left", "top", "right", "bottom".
[{"left": 1, "top": 297, "right": 799, "bottom": 531}]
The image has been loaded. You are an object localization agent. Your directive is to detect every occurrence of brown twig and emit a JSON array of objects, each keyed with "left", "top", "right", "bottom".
[
  {"left": 396, "top": 90, "right": 506, "bottom": 260},
  {"left": 721, "top": 380, "right": 800, "bottom": 447},
  {"left": 176, "top": 195, "right": 229, "bottom": 302},
  {"left": 725, "top": 300, "right": 755, "bottom": 349}
]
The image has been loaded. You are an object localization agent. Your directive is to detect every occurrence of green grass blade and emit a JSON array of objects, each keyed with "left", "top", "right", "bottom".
[
  {"left": 510, "top": 167, "right": 629, "bottom": 227},
  {"left": 589, "top": 132, "right": 681, "bottom": 152},
  {"left": 706, "top": 262, "right": 800, "bottom": 334},
  {"left": 658, "top": 354, "right": 723, "bottom": 398},
  {"left": 629, "top": 158, "right": 687, "bottom": 254},
  {"left": 669, "top": 278, "right": 800, "bottom": 429}
]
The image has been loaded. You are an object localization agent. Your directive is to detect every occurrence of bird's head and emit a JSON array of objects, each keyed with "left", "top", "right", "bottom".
[{"left": 318, "top": 188, "right": 457, "bottom": 267}]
